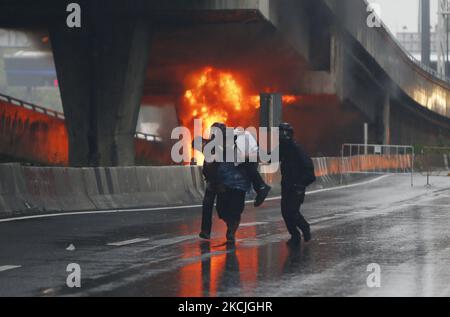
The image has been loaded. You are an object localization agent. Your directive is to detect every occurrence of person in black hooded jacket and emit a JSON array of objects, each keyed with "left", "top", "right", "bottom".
[
  {"left": 194, "top": 123, "right": 271, "bottom": 240},
  {"left": 278, "top": 122, "right": 316, "bottom": 247},
  {"left": 192, "top": 123, "right": 225, "bottom": 240}
]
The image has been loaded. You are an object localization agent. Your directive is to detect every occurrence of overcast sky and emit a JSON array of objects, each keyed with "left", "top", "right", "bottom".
[{"left": 367, "top": 0, "right": 439, "bottom": 34}]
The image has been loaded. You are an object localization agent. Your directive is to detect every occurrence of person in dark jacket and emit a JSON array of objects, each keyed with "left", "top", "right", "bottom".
[
  {"left": 234, "top": 128, "right": 271, "bottom": 207},
  {"left": 278, "top": 122, "right": 316, "bottom": 247},
  {"left": 195, "top": 123, "right": 271, "bottom": 240},
  {"left": 194, "top": 122, "right": 226, "bottom": 240}
]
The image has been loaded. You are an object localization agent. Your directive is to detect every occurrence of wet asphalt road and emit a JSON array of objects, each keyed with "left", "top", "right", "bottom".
[{"left": 0, "top": 174, "right": 449, "bottom": 297}]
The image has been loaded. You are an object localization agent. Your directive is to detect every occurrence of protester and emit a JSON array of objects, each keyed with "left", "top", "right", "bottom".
[
  {"left": 196, "top": 123, "right": 271, "bottom": 240},
  {"left": 194, "top": 122, "right": 226, "bottom": 240},
  {"left": 234, "top": 128, "right": 271, "bottom": 207},
  {"left": 278, "top": 122, "right": 316, "bottom": 247}
]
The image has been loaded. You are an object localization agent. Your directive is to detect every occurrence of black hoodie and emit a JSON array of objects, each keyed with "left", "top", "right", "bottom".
[{"left": 280, "top": 140, "right": 316, "bottom": 189}]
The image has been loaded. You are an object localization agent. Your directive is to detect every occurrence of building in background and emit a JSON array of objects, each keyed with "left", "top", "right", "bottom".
[
  {"left": 396, "top": 31, "right": 437, "bottom": 58},
  {"left": 396, "top": 0, "right": 450, "bottom": 77}
]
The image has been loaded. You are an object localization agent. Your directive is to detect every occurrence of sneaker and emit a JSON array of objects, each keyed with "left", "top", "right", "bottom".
[
  {"left": 302, "top": 226, "right": 311, "bottom": 242},
  {"left": 199, "top": 232, "right": 211, "bottom": 240},
  {"left": 254, "top": 185, "right": 271, "bottom": 207},
  {"left": 286, "top": 236, "right": 301, "bottom": 247}
]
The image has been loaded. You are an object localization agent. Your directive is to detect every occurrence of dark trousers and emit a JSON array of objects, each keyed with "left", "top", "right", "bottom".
[
  {"left": 201, "top": 163, "right": 266, "bottom": 235},
  {"left": 281, "top": 187, "right": 310, "bottom": 239},
  {"left": 216, "top": 188, "right": 246, "bottom": 224},
  {"left": 201, "top": 185, "right": 217, "bottom": 235}
]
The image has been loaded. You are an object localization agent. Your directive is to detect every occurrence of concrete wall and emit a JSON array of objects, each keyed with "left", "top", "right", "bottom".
[{"left": 0, "top": 155, "right": 412, "bottom": 218}]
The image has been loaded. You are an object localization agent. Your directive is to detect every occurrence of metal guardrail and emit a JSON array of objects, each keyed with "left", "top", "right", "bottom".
[
  {"left": 341, "top": 143, "right": 415, "bottom": 187},
  {"left": 417, "top": 146, "right": 450, "bottom": 186},
  {"left": 134, "top": 132, "right": 163, "bottom": 142},
  {"left": 0, "top": 92, "right": 162, "bottom": 143},
  {"left": 363, "top": 0, "right": 450, "bottom": 83}
]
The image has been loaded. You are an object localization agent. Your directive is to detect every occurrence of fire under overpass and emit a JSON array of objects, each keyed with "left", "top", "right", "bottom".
[{"left": 0, "top": 0, "right": 449, "bottom": 167}]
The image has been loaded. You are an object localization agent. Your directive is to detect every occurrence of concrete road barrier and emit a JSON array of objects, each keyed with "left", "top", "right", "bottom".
[{"left": 0, "top": 155, "right": 409, "bottom": 218}]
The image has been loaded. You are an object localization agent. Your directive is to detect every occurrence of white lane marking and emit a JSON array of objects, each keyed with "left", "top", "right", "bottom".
[
  {"left": 0, "top": 175, "right": 390, "bottom": 224},
  {"left": 107, "top": 238, "right": 149, "bottom": 247},
  {"left": 239, "top": 222, "right": 268, "bottom": 227},
  {"left": 264, "top": 174, "right": 390, "bottom": 201},
  {"left": 0, "top": 265, "right": 21, "bottom": 272},
  {"left": 139, "top": 235, "right": 197, "bottom": 252},
  {"left": 403, "top": 204, "right": 450, "bottom": 207},
  {"left": 0, "top": 210, "right": 121, "bottom": 223}
]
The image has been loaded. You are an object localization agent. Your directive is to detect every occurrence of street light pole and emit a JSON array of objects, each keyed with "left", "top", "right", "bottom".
[
  {"left": 437, "top": 0, "right": 450, "bottom": 76},
  {"left": 444, "top": 8, "right": 450, "bottom": 73},
  {"left": 421, "top": 0, "right": 431, "bottom": 66}
]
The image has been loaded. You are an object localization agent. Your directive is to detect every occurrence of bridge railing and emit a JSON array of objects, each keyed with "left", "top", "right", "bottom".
[
  {"left": 134, "top": 132, "right": 163, "bottom": 143},
  {"left": 0, "top": 92, "right": 65, "bottom": 120},
  {"left": 0, "top": 92, "right": 162, "bottom": 143},
  {"left": 415, "top": 146, "right": 450, "bottom": 186}
]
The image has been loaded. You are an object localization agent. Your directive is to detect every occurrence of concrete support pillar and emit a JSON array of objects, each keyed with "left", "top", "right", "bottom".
[
  {"left": 49, "top": 1, "right": 150, "bottom": 166},
  {"left": 380, "top": 93, "right": 391, "bottom": 145}
]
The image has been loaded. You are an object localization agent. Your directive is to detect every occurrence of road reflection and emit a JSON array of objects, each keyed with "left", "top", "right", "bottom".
[{"left": 177, "top": 238, "right": 306, "bottom": 296}]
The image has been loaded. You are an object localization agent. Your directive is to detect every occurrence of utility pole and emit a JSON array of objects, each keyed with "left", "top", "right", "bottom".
[{"left": 437, "top": 0, "right": 450, "bottom": 77}]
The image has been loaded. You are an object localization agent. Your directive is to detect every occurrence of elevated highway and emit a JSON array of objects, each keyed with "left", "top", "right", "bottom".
[{"left": 0, "top": 0, "right": 449, "bottom": 166}]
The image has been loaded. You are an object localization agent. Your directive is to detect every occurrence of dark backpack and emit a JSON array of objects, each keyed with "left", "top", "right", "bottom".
[
  {"left": 304, "top": 164, "right": 316, "bottom": 187},
  {"left": 300, "top": 147, "right": 316, "bottom": 187}
]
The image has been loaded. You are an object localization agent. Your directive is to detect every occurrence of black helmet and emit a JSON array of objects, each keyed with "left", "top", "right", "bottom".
[
  {"left": 279, "top": 122, "right": 294, "bottom": 140},
  {"left": 211, "top": 122, "right": 226, "bottom": 135},
  {"left": 212, "top": 122, "right": 226, "bottom": 129}
]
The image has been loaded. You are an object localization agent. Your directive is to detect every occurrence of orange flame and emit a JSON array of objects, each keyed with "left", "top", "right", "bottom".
[
  {"left": 181, "top": 67, "right": 261, "bottom": 134},
  {"left": 179, "top": 66, "right": 301, "bottom": 163}
]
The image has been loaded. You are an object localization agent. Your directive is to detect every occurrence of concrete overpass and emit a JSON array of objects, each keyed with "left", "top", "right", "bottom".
[{"left": 0, "top": 0, "right": 449, "bottom": 166}]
